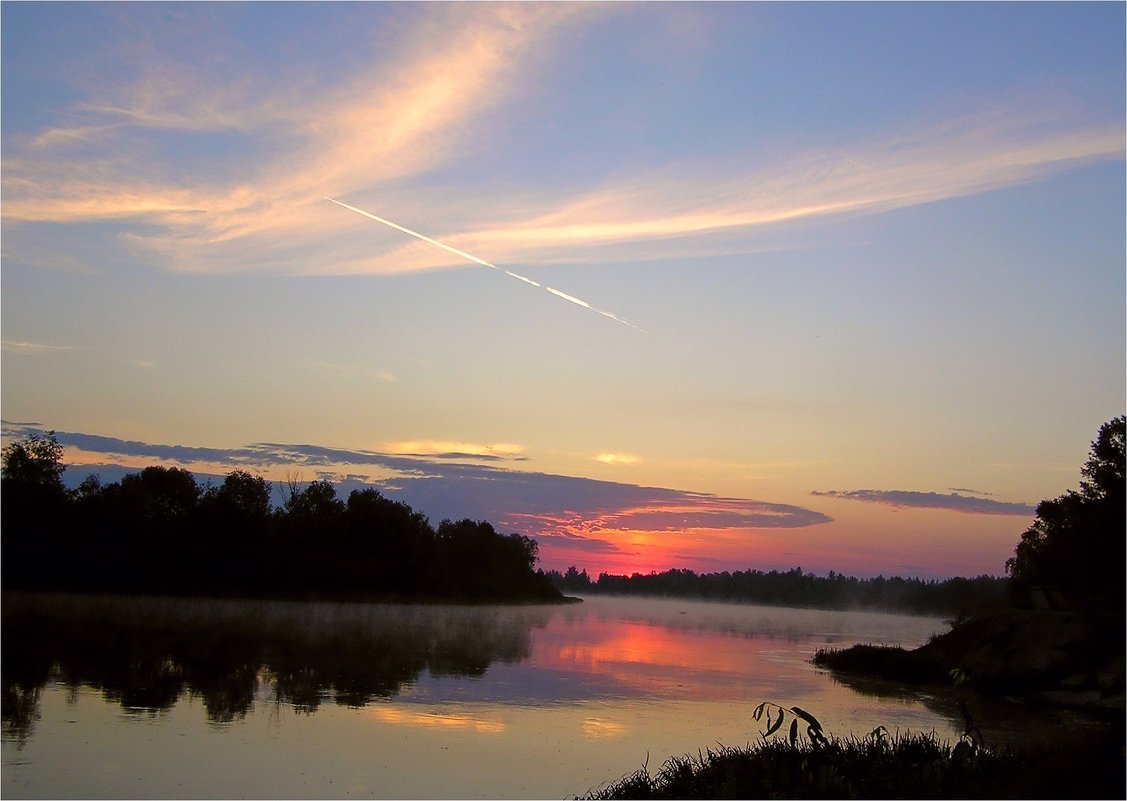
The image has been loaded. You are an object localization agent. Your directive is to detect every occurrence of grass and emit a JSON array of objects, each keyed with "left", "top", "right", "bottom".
[{"left": 580, "top": 722, "right": 1124, "bottom": 799}]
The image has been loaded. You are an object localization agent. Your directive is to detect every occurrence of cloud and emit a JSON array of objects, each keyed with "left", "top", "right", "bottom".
[
  {"left": 304, "top": 360, "right": 397, "bottom": 384},
  {"left": 382, "top": 440, "right": 525, "bottom": 461},
  {"left": 1, "top": 4, "right": 601, "bottom": 274},
  {"left": 504, "top": 495, "right": 832, "bottom": 553},
  {"left": 2, "top": 3, "right": 1120, "bottom": 283},
  {"left": 809, "top": 489, "right": 1035, "bottom": 516},
  {"left": 303, "top": 112, "right": 1126, "bottom": 277},
  {"left": 595, "top": 452, "right": 641, "bottom": 466},
  {"left": 420, "top": 114, "right": 1123, "bottom": 271},
  {"left": 28, "top": 124, "right": 122, "bottom": 150},
  {"left": 2, "top": 340, "right": 76, "bottom": 353}
]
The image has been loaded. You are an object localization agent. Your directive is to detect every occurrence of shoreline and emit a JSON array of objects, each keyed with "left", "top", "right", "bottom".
[{"left": 813, "top": 607, "right": 1126, "bottom": 715}]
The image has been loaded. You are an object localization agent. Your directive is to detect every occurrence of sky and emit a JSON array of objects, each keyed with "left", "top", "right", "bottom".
[{"left": 2, "top": 2, "right": 1124, "bottom": 580}]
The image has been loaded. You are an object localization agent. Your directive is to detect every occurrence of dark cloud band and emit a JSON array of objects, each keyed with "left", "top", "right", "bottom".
[{"left": 809, "top": 489, "right": 1034, "bottom": 516}]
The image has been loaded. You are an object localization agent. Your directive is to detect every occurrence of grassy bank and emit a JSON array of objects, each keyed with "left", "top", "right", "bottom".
[
  {"left": 581, "top": 726, "right": 1124, "bottom": 799},
  {"left": 813, "top": 608, "right": 1125, "bottom": 711}
]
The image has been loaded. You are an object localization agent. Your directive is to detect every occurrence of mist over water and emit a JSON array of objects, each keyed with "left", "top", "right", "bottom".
[{"left": 1, "top": 593, "right": 1090, "bottom": 799}]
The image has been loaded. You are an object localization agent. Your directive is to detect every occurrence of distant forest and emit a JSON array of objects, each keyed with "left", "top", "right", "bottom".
[
  {"left": 1, "top": 433, "right": 561, "bottom": 603},
  {"left": 544, "top": 566, "right": 1007, "bottom": 618}
]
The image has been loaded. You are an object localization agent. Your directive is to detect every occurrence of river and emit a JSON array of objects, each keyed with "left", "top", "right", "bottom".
[{"left": 0, "top": 592, "right": 1084, "bottom": 799}]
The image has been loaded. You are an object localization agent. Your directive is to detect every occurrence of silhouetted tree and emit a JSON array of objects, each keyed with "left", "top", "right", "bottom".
[
  {"left": 195, "top": 470, "right": 273, "bottom": 593},
  {"left": 343, "top": 488, "right": 435, "bottom": 594},
  {"left": 213, "top": 470, "right": 272, "bottom": 519},
  {"left": 1, "top": 431, "right": 65, "bottom": 489},
  {"left": 118, "top": 466, "right": 201, "bottom": 522},
  {"left": 434, "top": 520, "right": 552, "bottom": 600},
  {"left": 111, "top": 466, "right": 202, "bottom": 591},
  {"left": 2, "top": 432, "right": 73, "bottom": 589},
  {"left": 1007, "top": 415, "right": 1126, "bottom": 613},
  {"left": 561, "top": 565, "right": 593, "bottom": 592},
  {"left": 271, "top": 480, "right": 345, "bottom": 593}
]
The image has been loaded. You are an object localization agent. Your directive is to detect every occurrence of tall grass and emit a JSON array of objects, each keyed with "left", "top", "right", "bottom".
[{"left": 581, "top": 707, "right": 1124, "bottom": 799}]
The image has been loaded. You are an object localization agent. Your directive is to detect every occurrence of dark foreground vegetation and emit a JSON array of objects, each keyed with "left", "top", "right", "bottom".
[
  {"left": 546, "top": 565, "right": 1005, "bottom": 617},
  {"left": 582, "top": 709, "right": 1123, "bottom": 799},
  {"left": 1, "top": 434, "right": 561, "bottom": 603}
]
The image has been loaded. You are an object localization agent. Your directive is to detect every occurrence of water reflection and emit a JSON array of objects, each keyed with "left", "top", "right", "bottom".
[
  {"left": 3, "top": 592, "right": 948, "bottom": 745},
  {"left": 2, "top": 592, "right": 550, "bottom": 743},
  {"left": 582, "top": 718, "right": 626, "bottom": 739},
  {"left": 521, "top": 596, "right": 940, "bottom": 704},
  {"left": 10, "top": 593, "right": 1065, "bottom": 799},
  {"left": 366, "top": 706, "right": 507, "bottom": 734},
  {"left": 823, "top": 660, "right": 1108, "bottom": 747}
]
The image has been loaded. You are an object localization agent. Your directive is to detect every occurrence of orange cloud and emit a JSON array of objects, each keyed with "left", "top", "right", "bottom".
[
  {"left": 595, "top": 452, "right": 641, "bottom": 466},
  {"left": 1, "top": 4, "right": 598, "bottom": 271},
  {"left": 383, "top": 440, "right": 525, "bottom": 460}
]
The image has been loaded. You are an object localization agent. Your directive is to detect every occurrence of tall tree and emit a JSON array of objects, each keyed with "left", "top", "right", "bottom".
[
  {"left": 1007, "top": 416, "right": 1126, "bottom": 612},
  {"left": 1, "top": 431, "right": 65, "bottom": 490},
  {"left": 2, "top": 431, "right": 73, "bottom": 588}
]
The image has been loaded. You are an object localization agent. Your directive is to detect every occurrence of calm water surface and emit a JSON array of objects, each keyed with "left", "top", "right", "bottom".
[{"left": 0, "top": 592, "right": 1078, "bottom": 799}]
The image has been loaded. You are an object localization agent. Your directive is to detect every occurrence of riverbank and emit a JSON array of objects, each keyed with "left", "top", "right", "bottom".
[
  {"left": 580, "top": 726, "right": 1124, "bottom": 799},
  {"left": 814, "top": 607, "right": 1125, "bottom": 713}
]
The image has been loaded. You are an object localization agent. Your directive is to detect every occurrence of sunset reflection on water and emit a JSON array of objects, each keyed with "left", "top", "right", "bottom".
[
  {"left": 7, "top": 593, "right": 1029, "bottom": 800},
  {"left": 534, "top": 616, "right": 806, "bottom": 701},
  {"left": 366, "top": 706, "right": 507, "bottom": 734}
]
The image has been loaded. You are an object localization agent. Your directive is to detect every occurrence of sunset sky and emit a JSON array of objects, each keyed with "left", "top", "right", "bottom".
[{"left": 3, "top": 3, "right": 1123, "bottom": 579}]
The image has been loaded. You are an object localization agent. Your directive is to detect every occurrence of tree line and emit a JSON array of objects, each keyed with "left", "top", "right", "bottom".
[
  {"left": 1, "top": 435, "right": 561, "bottom": 603},
  {"left": 545, "top": 565, "right": 1007, "bottom": 617}
]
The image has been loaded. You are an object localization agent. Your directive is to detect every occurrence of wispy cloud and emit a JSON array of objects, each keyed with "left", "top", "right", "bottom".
[
  {"left": 948, "top": 487, "right": 994, "bottom": 497},
  {"left": 304, "top": 360, "right": 397, "bottom": 384},
  {"left": 595, "top": 452, "right": 642, "bottom": 466},
  {"left": 810, "top": 489, "right": 1035, "bottom": 516},
  {"left": 383, "top": 440, "right": 525, "bottom": 461},
  {"left": 418, "top": 114, "right": 1123, "bottom": 270},
  {"left": 2, "top": 2, "right": 1121, "bottom": 283},
  {"left": 508, "top": 496, "right": 831, "bottom": 539},
  {"left": 2, "top": 340, "right": 76, "bottom": 353},
  {"left": 1, "top": 4, "right": 600, "bottom": 273},
  {"left": 28, "top": 124, "right": 123, "bottom": 150}
]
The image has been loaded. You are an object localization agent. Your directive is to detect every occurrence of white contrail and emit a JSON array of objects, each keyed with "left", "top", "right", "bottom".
[{"left": 325, "top": 197, "right": 646, "bottom": 333}]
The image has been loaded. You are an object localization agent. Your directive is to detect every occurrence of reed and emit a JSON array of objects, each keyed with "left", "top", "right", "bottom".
[{"left": 581, "top": 704, "right": 1124, "bottom": 799}]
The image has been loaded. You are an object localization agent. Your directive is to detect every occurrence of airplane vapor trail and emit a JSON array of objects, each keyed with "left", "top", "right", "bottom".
[{"left": 325, "top": 197, "right": 646, "bottom": 332}]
